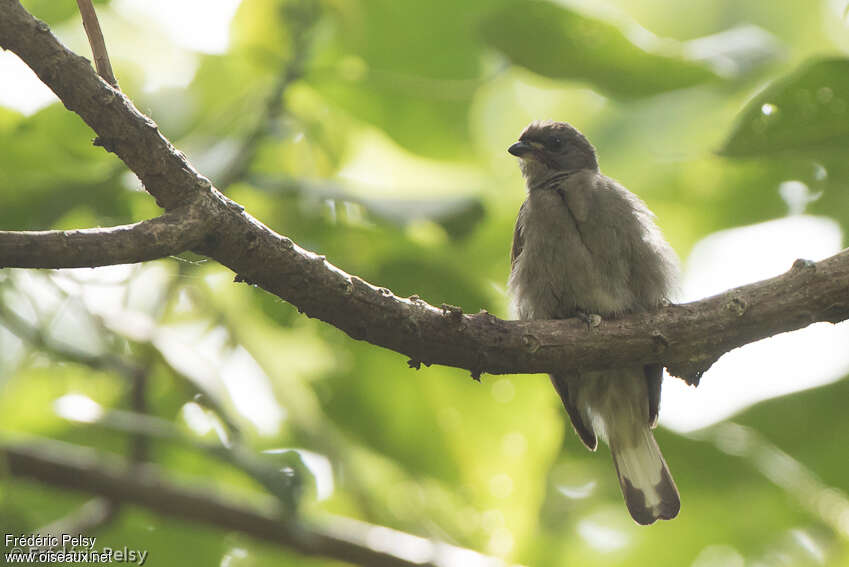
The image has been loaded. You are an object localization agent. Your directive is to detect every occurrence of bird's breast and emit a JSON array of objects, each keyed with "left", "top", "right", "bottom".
[{"left": 510, "top": 185, "right": 635, "bottom": 319}]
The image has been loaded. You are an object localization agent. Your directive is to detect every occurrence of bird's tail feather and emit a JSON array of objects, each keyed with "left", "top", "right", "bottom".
[{"left": 610, "top": 426, "right": 680, "bottom": 525}]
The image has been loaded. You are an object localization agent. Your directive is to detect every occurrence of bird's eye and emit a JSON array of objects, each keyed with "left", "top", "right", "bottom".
[{"left": 548, "top": 136, "right": 563, "bottom": 151}]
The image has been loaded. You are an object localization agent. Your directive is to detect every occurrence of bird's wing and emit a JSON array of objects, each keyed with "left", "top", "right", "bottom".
[
  {"left": 550, "top": 373, "right": 597, "bottom": 450},
  {"left": 644, "top": 363, "right": 662, "bottom": 428},
  {"left": 511, "top": 200, "right": 527, "bottom": 268}
]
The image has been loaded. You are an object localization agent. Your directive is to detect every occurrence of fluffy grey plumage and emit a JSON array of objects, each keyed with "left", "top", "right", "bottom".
[{"left": 507, "top": 120, "right": 680, "bottom": 525}]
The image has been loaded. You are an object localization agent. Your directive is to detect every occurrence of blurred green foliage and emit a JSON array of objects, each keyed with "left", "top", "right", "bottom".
[
  {"left": 480, "top": 0, "right": 719, "bottom": 99},
  {"left": 1, "top": 0, "right": 849, "bottom": 566},
  {"left": 722, "top": 58, "right": 849, "bottom": 157}
]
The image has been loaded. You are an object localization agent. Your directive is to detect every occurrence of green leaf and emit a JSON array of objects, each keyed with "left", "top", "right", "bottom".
[
  {"left": 230, "top": 0, "right": 320, "bottom": 69},
  {"left": 362, "top": 196, "right": 485, "bottom": 240},
  {"left": 480, "top": 0, "right": 718, "bottom": 99},
  {"left": 306, "top": 0, "right": 495, "bottom": 158},
  {"left": 720, "top": 58, "right": 849, "bottom": 157},
  {"left": 257, "top": 449, "right": 317, "bottom": 513},
  {"left": 321, "top": 346, "right": 462, "bottom": 483},
  {"left": 0, "top": 105, "right": 129, "bottom": 229},
  {"left": 733, "top": 375, "right": 849, "bottom": 493},
  {"left": 308, "top": 78, "right": 475, "bottom": 159},
  {"left": 247, "top": 176, "right": 486, "bottom": 239}
]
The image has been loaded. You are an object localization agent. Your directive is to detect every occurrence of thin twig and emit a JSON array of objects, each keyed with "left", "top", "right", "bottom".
[
  {"left": 128, "top": 365, "right": 151, "bottom": 463},
  {"left": 0, "top": 300, "right": 140, "bottom": 377},
  {"left": 75, "top": 0, "right": 118, "bottom": 87}
]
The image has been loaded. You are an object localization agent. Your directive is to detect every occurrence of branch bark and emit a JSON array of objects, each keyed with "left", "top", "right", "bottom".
[
  {"left": 0, "top": 207, "right": 208, "bottom": 268},
  {"left": 0, "top": 0, "right": 848, "bottom": 386},
  {"left": 1, "top": 441, "right": 512, "bottom": 567}
]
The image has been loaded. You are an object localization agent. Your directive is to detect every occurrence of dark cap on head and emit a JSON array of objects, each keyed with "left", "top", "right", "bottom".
[{"left": 508, "top": 120, "right": 598, "bottom": 175}]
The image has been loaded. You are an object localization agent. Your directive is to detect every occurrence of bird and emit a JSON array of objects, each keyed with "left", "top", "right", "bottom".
[{"left": 507, "top": 120, "right": 680, "bottom": 525}]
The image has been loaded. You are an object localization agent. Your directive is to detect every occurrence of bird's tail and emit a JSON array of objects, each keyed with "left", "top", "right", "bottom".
[{"left": 610, "top": 426, "right": 680, "bottom": 525}]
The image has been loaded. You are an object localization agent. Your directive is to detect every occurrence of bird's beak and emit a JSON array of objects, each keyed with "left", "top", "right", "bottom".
[{"left": 508, "top": 141, "right": 534, "bottom": 158}]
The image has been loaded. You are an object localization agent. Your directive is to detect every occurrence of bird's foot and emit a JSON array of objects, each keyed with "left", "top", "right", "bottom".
[{"left": 576, "top": 308, "right": 602, "bottom": 330}]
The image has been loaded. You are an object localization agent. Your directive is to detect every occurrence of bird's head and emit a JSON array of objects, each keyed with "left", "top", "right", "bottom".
[{"left": 508, "top": 121, "right": 598, "bottom": 185}]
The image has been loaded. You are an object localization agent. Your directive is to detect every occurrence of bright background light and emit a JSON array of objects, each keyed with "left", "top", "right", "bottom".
[{"left": 0, "top": 0, "right": 242, "bottom": 114}]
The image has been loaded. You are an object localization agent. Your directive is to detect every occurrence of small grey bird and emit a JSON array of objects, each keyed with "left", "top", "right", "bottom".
[{"left": 507, "top": 120, "right": 680, "bottom": 525}]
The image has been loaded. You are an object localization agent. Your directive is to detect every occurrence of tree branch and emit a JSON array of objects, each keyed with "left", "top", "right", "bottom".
[
  {"left": 0, "top": 207, "right": 209, "bottom": 269},
  {"left": 1, "top": 0, "right": 848, "bottom": 386},
  {"left": 219, "top": 246, "right": 849, "bottom": 385},
  {"left": 1, "top": 441, "right": 512, "bottom": 567}
]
